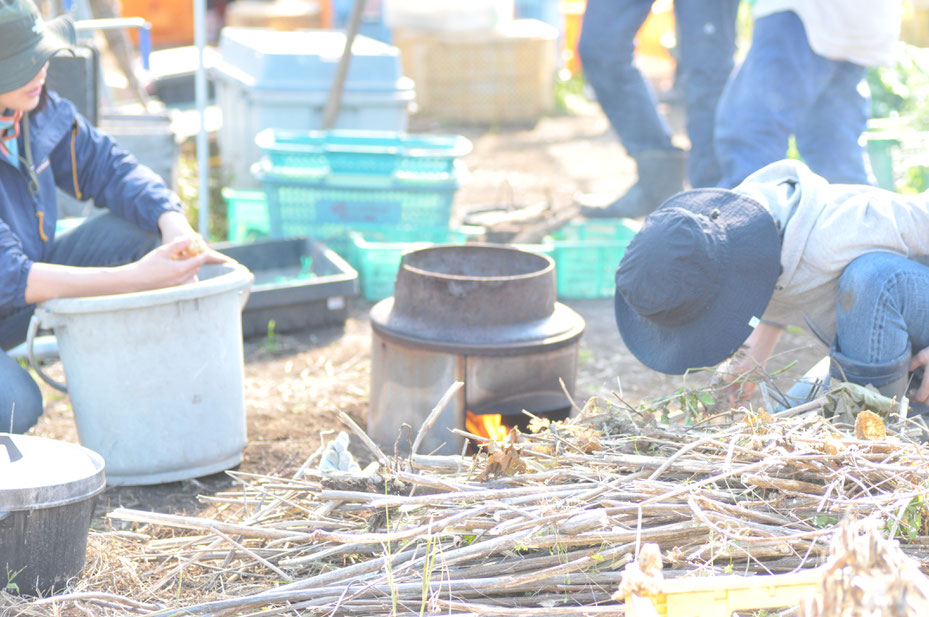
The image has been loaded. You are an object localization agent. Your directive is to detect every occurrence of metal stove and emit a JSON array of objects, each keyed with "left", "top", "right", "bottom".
[{"left": 368, "top": 244, "right": 586, "bottom": 455}]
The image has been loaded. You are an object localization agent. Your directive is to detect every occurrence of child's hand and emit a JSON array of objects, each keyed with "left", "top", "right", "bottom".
[
  {"left": 710, "top": 346, "right": 757, "bottom": 408},
  {"left": 909, "top": 348, "right": 929, "bottom": 403}
]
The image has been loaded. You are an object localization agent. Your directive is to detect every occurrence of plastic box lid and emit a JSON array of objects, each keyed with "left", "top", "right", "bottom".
[{"left": 215, "top": 27, "right": 405, "bottom": 91}]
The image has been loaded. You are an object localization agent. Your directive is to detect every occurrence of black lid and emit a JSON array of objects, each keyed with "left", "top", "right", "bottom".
[{"left": 0, "top": 434, "right": 106, "bottom": 510}]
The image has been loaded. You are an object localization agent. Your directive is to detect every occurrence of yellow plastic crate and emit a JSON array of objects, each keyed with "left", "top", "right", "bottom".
[
  {"left": 392, "top": 19, "right": 558, "bottom": 124},
  {"left": 626, "top": 568, "right": 823, "bottom": 617}
]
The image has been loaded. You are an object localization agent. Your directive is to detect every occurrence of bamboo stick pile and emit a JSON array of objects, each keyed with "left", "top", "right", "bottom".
[{"left": 7, "top": 389, "right": 929, "bottom": 617}]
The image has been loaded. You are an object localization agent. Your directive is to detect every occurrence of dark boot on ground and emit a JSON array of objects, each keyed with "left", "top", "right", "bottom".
[
  {"left": 877, "top": 373, "right": 929, "bottom": 418},
  {"left": 580, "top": 148, "right": 687, "bottom": 219}
]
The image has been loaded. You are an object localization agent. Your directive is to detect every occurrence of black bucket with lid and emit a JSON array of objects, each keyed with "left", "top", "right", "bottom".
[{"left": 0, "top": 434, "right": 106, "bottom": 596}]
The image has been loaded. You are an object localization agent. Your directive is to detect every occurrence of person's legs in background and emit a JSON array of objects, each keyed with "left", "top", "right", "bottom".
[
  {"left": 714, "top": 11, "right": 859, "bottom": 188},
  {"left": 0, "top": 212, "right": 160, "bottom": 433},
  {"left": 795, "top": 61, "right": 871, "bottom": 185},
  {"left": 578, "top": 0, "right": 686, "bottom": 218},
  {"left": 673, "top": 0, "right": 739, "bottom": 189},
  {"left": 829, "top": 253, "right": 929, "bottom": 400}
]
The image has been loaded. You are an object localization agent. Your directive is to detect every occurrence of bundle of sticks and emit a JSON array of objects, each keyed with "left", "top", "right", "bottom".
[{"left": 10, "top": 389, "right": 929, "bottom": 617}]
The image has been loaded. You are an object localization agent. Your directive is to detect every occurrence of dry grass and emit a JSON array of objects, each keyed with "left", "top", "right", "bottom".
[{"left": 5, "top": 380, "right": 929, "bottom": 617}]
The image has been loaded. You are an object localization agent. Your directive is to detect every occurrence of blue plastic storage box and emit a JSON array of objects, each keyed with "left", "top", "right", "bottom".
[
  {"left": 333, "top": 0, "right": 392, "bottom": 42},
  {"left": 255, "top": 129, "right": 472, "bottom": 179},
  {"left": 514, "top": 0, "right": 561, "bottom": 30},
  {"left": 212, "top": 28, "right": 415, "bottom": 187}
]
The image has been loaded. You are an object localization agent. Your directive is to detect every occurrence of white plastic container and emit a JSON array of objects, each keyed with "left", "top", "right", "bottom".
[
  {"left": 213, "top": 28, "right": 415, "bottom": 187},
  {"left": 383, "top": 0, "right": 514, "bottom": 32},
  {"left": 27, "top": 264, "right": 254, "bottom": 486}
]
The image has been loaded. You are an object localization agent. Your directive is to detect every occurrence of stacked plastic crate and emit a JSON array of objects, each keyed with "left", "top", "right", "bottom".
[
  {"left": 383, "top": 0, "right": 559, "bottom": 125},
  {"left": 212, "top": 27, "right": 415, "bottom": 188},
  {"left": 250, "top": 128, "right": 473, "bottom": 301}
]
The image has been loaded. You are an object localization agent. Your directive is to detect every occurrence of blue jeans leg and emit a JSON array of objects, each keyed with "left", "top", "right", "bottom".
[
  {"left": 715, "top": 11, "right": 870, "bottom": 188},
  {"left": 0, "top": 351, "right": 43, "bottom": 433},
  {"left": 795, "top": 62, "right": 870, "bottom": 184},
  {"left": 829, "top": 253, "right": 929, "bottom": 392},
  {"left": 578, "top": 0, "right": 674, "bottom": 155},
  {"left": 673, "top": 0, "right": 739, "bottom": 188},
  {"left": 0, "top": 212, "right": 160, "bottom": 433},
  {"left": 48, "top": 211, "right": 161, "bottom": 268}
]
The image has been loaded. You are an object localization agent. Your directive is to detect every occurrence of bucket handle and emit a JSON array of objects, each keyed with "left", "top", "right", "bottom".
[
  {"left": 0, "top": 435, "right": 22, "bottom": 462},
  {"left": 27, "top": 311, "right": 67, "bottom": 393}
]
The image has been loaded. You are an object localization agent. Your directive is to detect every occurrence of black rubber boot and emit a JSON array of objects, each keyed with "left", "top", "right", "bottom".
[
  {"left": 876, "top": 375, "right": 910, "bottom": 401},
  {"left": 580, "top": 148, "right": 687, "bottom": 219}
]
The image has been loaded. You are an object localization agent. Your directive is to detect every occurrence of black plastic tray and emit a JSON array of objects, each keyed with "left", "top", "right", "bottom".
[{"left": 215, "top": 237, "right": 359, "bottom": 338}]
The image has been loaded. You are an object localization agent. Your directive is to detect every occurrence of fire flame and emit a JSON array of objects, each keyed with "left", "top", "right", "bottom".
[{"left": 465, "top": 410, "right": 509, "bottom": 442}]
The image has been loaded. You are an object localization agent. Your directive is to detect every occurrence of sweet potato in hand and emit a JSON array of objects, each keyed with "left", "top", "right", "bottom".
[{"left": 173, "top": 235, "right": 207, "bottom": 260}]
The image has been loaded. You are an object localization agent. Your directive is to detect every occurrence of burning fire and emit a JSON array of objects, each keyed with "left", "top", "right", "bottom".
[{"left": 465, "top": 410, "right": 509, "bottom": 442}]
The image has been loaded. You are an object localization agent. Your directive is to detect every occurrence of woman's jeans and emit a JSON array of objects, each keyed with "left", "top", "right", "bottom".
[
  {"left": 714, "top": 10, "right": 871, "bottom": 189},
  {"left": 0, "top": 214, "right": 159, "bottom": 433},
  {"left": 578, "top": 0, "right": 739, "bottom": 188}
]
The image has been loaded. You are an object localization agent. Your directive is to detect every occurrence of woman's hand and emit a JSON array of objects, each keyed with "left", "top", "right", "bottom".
[
  {"left": 123, "top": 237, "right": 214, "bottom": 290},
  {"left": 157, "top": 210, "right": 233, "bottom": 266}
]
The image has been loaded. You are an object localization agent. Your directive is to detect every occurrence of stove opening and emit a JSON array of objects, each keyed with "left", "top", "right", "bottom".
[
  {"left": 465, "top": 410, "right": 509, "bottom": 442},
  {"left": 464, "top": 391, "right": 573, "bottom": 452}
]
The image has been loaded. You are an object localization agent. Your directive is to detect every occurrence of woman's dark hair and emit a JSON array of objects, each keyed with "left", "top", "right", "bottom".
[{"left": 36, "top": 84, "right": 49, "bottom": 112}]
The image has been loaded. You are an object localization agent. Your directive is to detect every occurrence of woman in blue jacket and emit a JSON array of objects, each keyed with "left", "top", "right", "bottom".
[{"left": 0, "top": 0, "right": 225, "bottom": 433}]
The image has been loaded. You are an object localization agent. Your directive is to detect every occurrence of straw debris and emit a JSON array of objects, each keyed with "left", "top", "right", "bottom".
[{"left": 4, "top": 382, "right": 929, "bottom": 617}]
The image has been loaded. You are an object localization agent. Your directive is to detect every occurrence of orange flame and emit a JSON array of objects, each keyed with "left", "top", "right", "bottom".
[{"left": 465, "top": 410, "right": 509, "bottom": 442}]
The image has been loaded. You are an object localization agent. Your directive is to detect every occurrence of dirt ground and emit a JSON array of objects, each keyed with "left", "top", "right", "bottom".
[{"left": 29, "top": 97, "right": 825, "bottom": 522}]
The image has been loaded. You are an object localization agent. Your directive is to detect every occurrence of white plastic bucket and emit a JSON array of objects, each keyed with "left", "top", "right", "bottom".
[{"left": 27, "top": 263, "right": 254, "bottom": 486}]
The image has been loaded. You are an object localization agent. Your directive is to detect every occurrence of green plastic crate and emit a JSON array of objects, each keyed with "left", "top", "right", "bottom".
[
  {"left": 256, "top": 163, "right": 460, "bottom": 233},
  {"left": 350, "top": 228, "right": 482, "bottom": 302},
  {"left": 547, "top": 220, "right": 638, "bottom": 299},
  {"left": 223, "top": 187, "right": 270, "bottom": 242},
  {"left": 865, "top": 136, "right": 900, "bottom": 191},
  {"left": 255, "top": 128, "right": 472, "bottom": 179},
  {"left": 222, "top": 188, "right": 456, "bottom": 265}
]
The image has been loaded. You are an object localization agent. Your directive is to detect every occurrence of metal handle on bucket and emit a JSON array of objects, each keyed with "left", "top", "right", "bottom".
[
  {"left": 27, "top": 311, "right": 67, "bottom": 393},
  {"left": 0, "top": 435, "right": 23, "bottom": 462}
]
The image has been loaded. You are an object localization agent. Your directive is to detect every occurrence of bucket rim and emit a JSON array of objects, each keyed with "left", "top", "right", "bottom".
[{"left": 38, "top": 262, "right": 254, "bottom": 316}]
